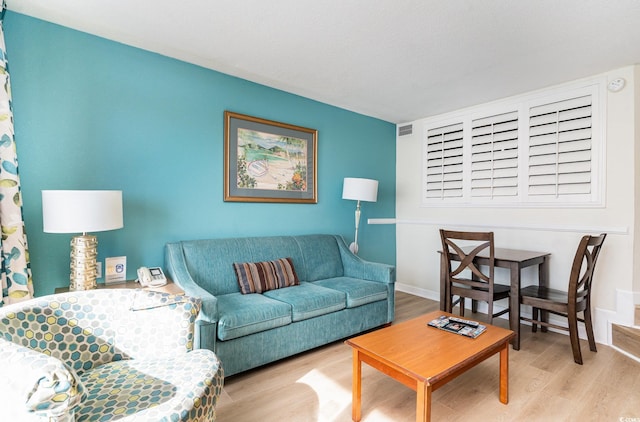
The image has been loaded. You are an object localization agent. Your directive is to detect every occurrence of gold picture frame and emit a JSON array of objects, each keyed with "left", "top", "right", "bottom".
[{"left": 224, "top": 111, "right": 318, "bottom": 203}]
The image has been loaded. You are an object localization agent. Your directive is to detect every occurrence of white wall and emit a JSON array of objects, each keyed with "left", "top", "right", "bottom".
[
  {"left": 634, "top": 65, "right": 640, "bottom": 294},
  {"left": 394, "top": 65, "right": 637, "bottom": 341}
]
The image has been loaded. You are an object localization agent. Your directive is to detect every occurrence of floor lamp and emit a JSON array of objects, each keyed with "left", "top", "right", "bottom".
[
  {"left": 342, "top": 177, "right": 378, "bottom": 254},
  {"left": 42, "top": 190, "right": 123, "bottom": 291}
]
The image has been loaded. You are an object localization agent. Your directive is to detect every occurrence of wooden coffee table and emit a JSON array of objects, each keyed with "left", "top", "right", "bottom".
[{"left": 345, "top": 310, "right": 515, "bottom": 422}]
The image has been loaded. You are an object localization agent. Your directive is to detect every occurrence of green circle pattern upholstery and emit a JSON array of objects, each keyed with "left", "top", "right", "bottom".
[{"left": 0, "top": 289, "right": 224, "bottom": 421}]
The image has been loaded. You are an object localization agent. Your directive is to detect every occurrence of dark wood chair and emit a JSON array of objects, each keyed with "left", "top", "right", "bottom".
[
  {"left": 520, "top": 233, "right": 606, "bottom": 364},
  {"left": 439, "top": 229, "right": 510, "bottom": 324}
]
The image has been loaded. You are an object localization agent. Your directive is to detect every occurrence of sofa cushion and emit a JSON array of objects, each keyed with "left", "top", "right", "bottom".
[
  {"left": 263, "top": 282, "right": 346, "bottom": 322},
  {"left": 217, "top": 293, "right": 292, "bottom": 341},
  {"left": 233, "top": 257, "right": 299, "bottom": 294},
  {"left": 313, "top": 277, "right": 388, "bottom": 308}
]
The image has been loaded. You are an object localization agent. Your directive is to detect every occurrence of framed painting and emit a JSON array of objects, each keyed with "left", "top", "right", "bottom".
[{"left": 224, "top": 111, "right": 318, "bottom": 203}]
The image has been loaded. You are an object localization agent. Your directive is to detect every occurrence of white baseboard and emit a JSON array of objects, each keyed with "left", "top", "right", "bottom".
[
  {"left": 395, "top": 282, "right": 439, "bottom": 302},
  {"left": 609, "top": 344, "right": 640, "bottom": 364},
  {"left": 601, "top": 288, "right": 640, "bottom": 349}
]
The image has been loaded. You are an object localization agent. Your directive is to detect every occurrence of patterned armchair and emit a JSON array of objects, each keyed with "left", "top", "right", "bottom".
[{"left": 0, "top": 289, "right": 224, "bottom": 421}]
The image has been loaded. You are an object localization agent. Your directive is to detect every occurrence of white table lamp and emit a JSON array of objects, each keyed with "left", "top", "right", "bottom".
[
  {"left": 342, "top": 177, "right": 378, "bottom": 254},
  {"left": 42, "top": 190, "right": 123, "bottom": 291}
]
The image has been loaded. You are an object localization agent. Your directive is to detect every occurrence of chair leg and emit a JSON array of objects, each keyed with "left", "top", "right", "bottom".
[
  {"left": 472, "top": 299, "right": 478, "bottom": 313},
  {"left": 459, "top": 298, "right": 465, "bottom": 317},
  {"left": 540, "top": 309, "right": 549, "bottom": 333},
  {"left": 448, "top": 294, "right": 460, "bottom": 314},
  {"left": 487, "top": 301, "right": 494, "bottom": 325},
  {"left": 583, "top": 307, "right": 598, "bottom": 353},
  {"left": 531, "top": 308, "right": 538, "bottom": 333},
  {"left": 568, "top": 313, "right": 583, "bottom": 364}
]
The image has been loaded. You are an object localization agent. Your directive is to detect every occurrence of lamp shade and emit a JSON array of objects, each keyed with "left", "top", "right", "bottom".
[
  {"left": 342, "top": 178, "right": 378, "bottom": 202},
  {"left": 42, "top": 190, "right": 123, "bottom": 234}
]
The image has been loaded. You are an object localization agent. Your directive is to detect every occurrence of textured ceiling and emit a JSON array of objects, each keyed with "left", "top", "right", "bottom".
[{"left": 8, "top": 0, "right": 640, "bottom": 123}]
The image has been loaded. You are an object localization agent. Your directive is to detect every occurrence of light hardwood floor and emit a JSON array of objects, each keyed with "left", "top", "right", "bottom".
[{"left": 216, "top": 292, "right": 640, "bottom": 421}]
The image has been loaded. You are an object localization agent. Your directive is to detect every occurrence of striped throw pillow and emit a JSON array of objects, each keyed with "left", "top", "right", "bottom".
[{"left": 233, "top": 257, "right": 300, "bottom": 294}]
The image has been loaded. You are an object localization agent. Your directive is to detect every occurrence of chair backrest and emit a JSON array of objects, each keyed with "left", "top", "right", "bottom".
[
  {"left": 0, "top": 290, "right": 201, "bottom": 375},
  {"left": 440, "top": 229, "right": 495, "bottom": 291},
  {"left": 569, "top": 233, "right": 606, "bottom": 305}
]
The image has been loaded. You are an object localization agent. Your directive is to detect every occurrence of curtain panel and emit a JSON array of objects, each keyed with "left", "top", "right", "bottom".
[{"left": 0, "top": 3, "right": 34, "bottom": 305}]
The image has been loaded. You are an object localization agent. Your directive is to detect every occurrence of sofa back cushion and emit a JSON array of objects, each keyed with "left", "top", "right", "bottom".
[
  {"left": 292, "top": 234, "right": 345, "bottom": 281},
  {"left": 179, "top": 235, "right": 345, "bottom": 296}
]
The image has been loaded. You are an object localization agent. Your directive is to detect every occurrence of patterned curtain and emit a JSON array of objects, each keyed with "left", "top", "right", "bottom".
[{"left": 0, "top": 2, "right": 33, "bottom": 306}]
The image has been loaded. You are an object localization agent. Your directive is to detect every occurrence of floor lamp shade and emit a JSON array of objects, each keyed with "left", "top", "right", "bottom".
[
  {"left": 342, "top": 178, "right": 378, "bottom": 254},
  {"left": 42, "top": 190, "right": 123, "bottom": 291},
  {"left": 342, "top": 178, "right": 378, "bottom": 202}
]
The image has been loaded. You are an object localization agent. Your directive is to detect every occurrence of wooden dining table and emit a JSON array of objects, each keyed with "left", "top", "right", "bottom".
[{"left": 439, "top": 247, "right": 550, "bottom": 350}]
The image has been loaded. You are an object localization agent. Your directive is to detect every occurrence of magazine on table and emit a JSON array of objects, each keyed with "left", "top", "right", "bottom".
[{"left": 427, "top": 315, "right": 487, "bottom": 338}]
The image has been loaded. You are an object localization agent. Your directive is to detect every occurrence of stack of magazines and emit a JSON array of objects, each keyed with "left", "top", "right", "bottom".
[{"left": 427, "top": 315, "right": 487, "bottom": 338}]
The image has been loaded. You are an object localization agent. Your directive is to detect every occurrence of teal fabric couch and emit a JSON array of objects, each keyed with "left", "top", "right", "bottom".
[{"left": 164, "top": 234, "right": 395, "bottom": 376}]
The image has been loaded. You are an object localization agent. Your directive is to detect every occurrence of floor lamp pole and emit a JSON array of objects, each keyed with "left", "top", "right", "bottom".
[{"left": 350, "top": 200, "right": 362, "bottom": 254}]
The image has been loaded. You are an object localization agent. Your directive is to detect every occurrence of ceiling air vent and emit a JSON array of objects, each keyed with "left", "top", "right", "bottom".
[{"left": 398, "top": 124, "right": 413, "bottom": 136}]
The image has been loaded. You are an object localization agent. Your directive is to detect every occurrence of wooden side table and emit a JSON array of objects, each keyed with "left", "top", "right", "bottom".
[{"left": 54, "top": 279, "right": 184, "bottom": 295}]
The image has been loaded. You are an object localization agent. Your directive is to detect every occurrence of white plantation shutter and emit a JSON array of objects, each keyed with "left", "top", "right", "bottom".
[
  {"left": 418, "top": 81, "right": 601, "bottom": 207},
  {"left": 471, "top": 111, "right": 519, "bottom": 198},
  {"left": 424, "top": 123, "right": 464, "bottom": 199},
  {"left": 528, "top": 95, "right": 592, "bottom": 197}
]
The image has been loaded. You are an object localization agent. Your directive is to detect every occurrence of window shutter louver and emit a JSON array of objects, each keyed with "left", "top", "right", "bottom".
[
  {"left": 528, "top": 95, "right": 592, "bottom": 197},
  {"left": 470, "top": 111, "right": 519, "bottom": 198},
  {"left": 425, "top": 123, "right": 464, "bottom": 199}
]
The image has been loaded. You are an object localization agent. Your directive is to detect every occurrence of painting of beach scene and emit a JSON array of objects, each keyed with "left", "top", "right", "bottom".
[
  {"left": 224, "top": 111, "right": 317, "bottom": 203},
  {"left": 237, "top": 128, "right": 307, "bottom": 192}
]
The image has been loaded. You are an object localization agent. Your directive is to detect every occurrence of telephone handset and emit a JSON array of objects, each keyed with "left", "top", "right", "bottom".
[{"left": 137, "top": 266, "right": 167, "bottom": 288}]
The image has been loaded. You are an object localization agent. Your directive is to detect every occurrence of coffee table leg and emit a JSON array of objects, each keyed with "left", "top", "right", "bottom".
[
  {"left": 352, "top": 349, "right": 362, "bottom": 421},
  {"left": 499, "top": 343, "right": 509, "bottom": 404},
  {"left": 416, "top": 380, "right": 432, "bottom": 422}
]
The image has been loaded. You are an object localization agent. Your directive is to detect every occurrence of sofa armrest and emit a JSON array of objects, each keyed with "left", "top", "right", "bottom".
[
  {"left": 165, "top": 242, "right": 218, "bottom": 324},
  {"left": 0, "top": 338, "right": 83, "bottom": 420},
  {"left": 335, "top": 235, "right": 396, "bottom": 283}
]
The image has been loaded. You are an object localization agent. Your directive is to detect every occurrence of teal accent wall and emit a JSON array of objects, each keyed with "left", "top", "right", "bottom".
[{"left": 5, "top": 12, "right": 396, "bottom": 296}]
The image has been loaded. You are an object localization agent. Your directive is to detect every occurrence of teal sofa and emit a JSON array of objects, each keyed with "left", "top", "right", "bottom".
[{"left": 164, "top": 234, "right": 395, "bottom": 376}]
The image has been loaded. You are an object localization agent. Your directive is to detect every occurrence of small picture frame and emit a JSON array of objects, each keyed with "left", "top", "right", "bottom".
[
  {"left": 105, "top": 256, "right": 127, "bottom": 284},
  {"left": 224, "top": 111, "right": 318, "bottom": 203}
]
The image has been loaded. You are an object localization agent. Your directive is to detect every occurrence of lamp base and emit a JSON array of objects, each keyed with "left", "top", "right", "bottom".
[
  {"left": 69, "top": 234, "right": 98, "bottom": 291},
  {"left": 349, "top": 242, "right": 359, "bottom": 254}
]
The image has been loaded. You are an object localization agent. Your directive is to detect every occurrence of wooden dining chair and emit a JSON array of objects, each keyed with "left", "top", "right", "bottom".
[
  {"left": 439, "top": 229, "right": 510, "bottom": 324},
  {"left": 520, "top": 233, "right": 606, "bottom": 364}
]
